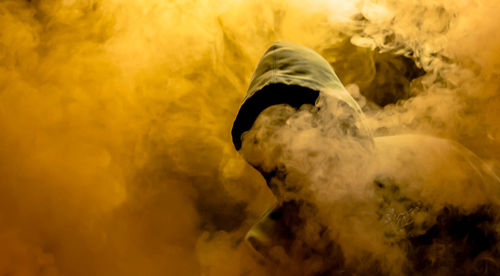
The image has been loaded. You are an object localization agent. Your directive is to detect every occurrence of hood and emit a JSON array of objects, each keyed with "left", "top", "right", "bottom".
[{"left": 231, "top": 41, "right": 361, "bottom": 150}]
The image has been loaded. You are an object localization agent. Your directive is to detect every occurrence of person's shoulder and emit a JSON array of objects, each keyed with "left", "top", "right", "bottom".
[{"left": 373, "top": 134, "right": 500, "bottom": 208}]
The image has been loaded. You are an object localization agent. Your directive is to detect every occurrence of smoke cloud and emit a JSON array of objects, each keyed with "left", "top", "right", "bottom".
[{"left": 0, "top": 0, "right": 499, "bottom": 275}]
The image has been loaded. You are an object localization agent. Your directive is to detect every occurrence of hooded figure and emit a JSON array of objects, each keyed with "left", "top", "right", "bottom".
[
  {"left": 232, "top": 41, "right": 500, "bottom": 275},
  {"left": 232, "top": 41, "right": 366, "bottom": 151}
]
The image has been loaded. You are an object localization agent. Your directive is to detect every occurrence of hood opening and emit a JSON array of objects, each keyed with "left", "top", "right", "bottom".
[{"left": 231, "top": 83, "right": 319, "bottom": 150}]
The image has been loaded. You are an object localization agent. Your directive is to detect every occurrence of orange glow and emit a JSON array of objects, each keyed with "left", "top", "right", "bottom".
[{"left": 0, "top": 0, "right": 499, "bottom": 275}]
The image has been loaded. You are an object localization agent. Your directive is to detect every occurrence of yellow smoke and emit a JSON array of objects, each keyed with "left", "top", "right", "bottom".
[{"left": 0, "top": 0, "right": 499, "bottom": 275}]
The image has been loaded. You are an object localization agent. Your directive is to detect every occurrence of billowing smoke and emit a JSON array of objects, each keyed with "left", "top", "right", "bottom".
[{"left": 0, "top": 0, "right": 499, "bottom": 275}]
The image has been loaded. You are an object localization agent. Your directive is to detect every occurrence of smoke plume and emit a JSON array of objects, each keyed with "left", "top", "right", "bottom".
[{"left": 0, "top": 0, "right": 499, "bottom": 275}]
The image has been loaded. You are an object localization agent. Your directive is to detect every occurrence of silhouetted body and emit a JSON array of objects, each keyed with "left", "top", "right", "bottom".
[{"left": 232, "top": 41, "right": 500, "bottom": 275}]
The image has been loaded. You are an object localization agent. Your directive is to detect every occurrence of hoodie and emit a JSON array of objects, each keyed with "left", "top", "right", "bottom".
[{"left": 230, "top": 41, "right": 500, "bottom": 275}]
